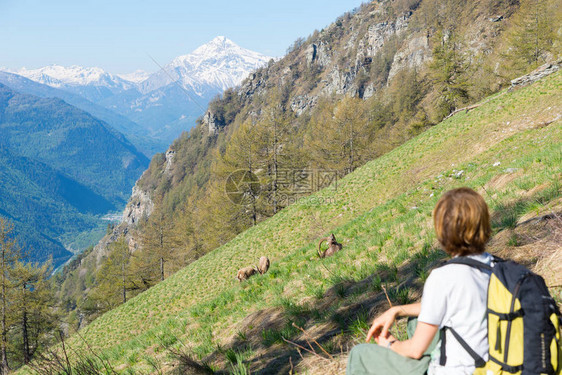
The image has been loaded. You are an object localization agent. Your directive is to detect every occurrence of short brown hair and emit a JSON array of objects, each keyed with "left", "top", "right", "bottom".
[{"left": 433, "top": 187, "right": 491, "bottom": 256}]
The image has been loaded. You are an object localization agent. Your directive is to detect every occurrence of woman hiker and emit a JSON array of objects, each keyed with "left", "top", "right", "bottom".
[{"left": 347, "top": 187, "right": 493, "bottom": 375}]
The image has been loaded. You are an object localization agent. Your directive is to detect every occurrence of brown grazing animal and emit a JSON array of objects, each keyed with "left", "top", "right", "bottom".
[
  {"left": 257, "top": 256, "right": 270, "bottom": 275},
  {"left": 318, "top": 233, "right": 343, "bottom": 258},
  {"left": 236, "top": 266, "right": 258, "bottom": 282}
]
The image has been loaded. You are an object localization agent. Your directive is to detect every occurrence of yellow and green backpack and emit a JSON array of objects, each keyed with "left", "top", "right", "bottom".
[{"left": 439, "top": 256, "right": 562, "bottom": 375}]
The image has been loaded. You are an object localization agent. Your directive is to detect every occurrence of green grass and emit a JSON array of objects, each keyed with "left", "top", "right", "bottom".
[{"left": 25, "top": 72, "right": 562, "bottom": 373}]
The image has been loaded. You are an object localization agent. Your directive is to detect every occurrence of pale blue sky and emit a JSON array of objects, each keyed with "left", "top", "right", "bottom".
[{"left": 1, "top": 0, "right": 366, "bottom": 74}]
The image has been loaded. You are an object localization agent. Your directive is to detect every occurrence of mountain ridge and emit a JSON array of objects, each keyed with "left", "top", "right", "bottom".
[
  {"left": 0, "top": 70, "right": 167, "bottom": 156},
  {"left": 2, "top": 37, "right": 273, "bottom": 147},
  {"left": 8, "top": 37, "right": 272, "bottom": 93}
]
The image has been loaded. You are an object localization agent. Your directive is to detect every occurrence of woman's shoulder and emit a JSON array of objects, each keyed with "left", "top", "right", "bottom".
[{"left": 427, "top": 252, "right": 493, "bottom": 282}]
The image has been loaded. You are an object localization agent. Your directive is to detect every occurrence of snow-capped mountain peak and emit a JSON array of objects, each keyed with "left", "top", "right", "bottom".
[
  {"left": 192, "top": 36, "right": 236, "bottom": 54},
  {"left": 14, "top": 64, "right": 132, "bottom": 88},
  {"left": 117, "top": 70, "right": 151, "bottom": 84},
  {"left": 189, "top": 36, "right": 248, "bottom": 58},
  {"left": 3, "top": 37, "right": 271, "bottom": 97},
  {"left": 141, "top": 37, "right": 272, "bottom": 94}
]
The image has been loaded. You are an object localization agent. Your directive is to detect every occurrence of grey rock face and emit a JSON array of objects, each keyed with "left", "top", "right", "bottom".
[
  {"left": 388, "top": 35, "right": 431, "bottom": 81},
  {"left": 510, "top": 61, "right": 561, "bottom": 89},
  {"left": 164, "top": 149, "right": 176, "bottom": 175},
  {"left": 290, "top": 95, "right": 318, "bottom": 116},
  {"left": 489, "top": 15, "right": 504, "bottom": 22},
  {"left": 122, "top": 185, "right": 154, "bottom": 227},
  {"left": 306, "top": 44, "right": 318, "bottom": 66},
  {"left": 203, "top": 110, "right": 220, "bottom": 135},
  {"left": 239, "top": 71, "right": 266, "bottom": 98},
  {"left": 316, "top": 12, "right": 413, "bottom": 98},
  {"left": 322, "top": 68, "right": 356, "bottom": 96},
  {"left": 89, "top": 176, "right": 154, "bottom": 266},
  {"left": 362, "top": 83, "right": 376, "bottom": 99},
  {"left": 316, "top": 43, "right": 332, "bottom": 67},
  {"left": 306, "top": 42, "right": 332, "bottom": 68},
  {"left": 366, "top": 12, "right": 411, "bottom": 56}
]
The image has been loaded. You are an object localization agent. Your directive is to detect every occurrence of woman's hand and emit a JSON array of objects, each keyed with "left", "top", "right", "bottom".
[
  {"left": 375, "top": 333, "right": 397, "bottom": 347},
  {"left": 365, "top": 306, "right": 399, "bottom": 343}
]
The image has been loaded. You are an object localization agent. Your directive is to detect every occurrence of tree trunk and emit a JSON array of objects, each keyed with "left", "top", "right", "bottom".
[
  {"left": 534, "top": 0, "right": 539, "bottom": 63},
  {"left": 272, "top": 118, "right": 278, "bottom": 214},
  {"left": 1, "top": 250, "right": 9, "bottom": 374},
  {"left": 22, "top": 309, "right": 30, "bottom": 364},
  {"left": 160, "top": 257, "right": 164, "bottom": 282},
  {"left": 248, "top": 153, "right": 257, "bottom": 226},
  {"left": 348, "top": 121, "right": 355, "bottom": 174},
  {"left": 122, "top": 261, "right": 127, "bottom": 304}
]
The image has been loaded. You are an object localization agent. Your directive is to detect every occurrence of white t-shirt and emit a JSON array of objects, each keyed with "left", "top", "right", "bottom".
[{"left": 418, "top": 252, "right": 493, "bottom": 375}]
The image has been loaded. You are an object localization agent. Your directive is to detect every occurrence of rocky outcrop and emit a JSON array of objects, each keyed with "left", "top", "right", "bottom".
[
  {"left": 322, "top": 68, "right": 356, "bottom": 96},
  {"left": 510, "top": 61, "right": 561, "bottom": 89},
  {"left": 306, "top": 44, "right": 317, "bottom": 66},
  {"left": 164, "top": 149, "right": 175, "bottom": 175},
  {"left": 366, "top": 12, "right": 411, "bottom": 56},
  {"left": 387, "top": 34, "right": 431, "bottom": 81},
  {"left": 316, "top": 12, "right": 414, "bottom": 97},
  {"left": 239, "top": 71, "right": 267, "bottom": 98},
  {"left": 290, "top": 95, "right": 318, "bottom": 116},
  {"left": 444, "top": 60, "right": 561, "bottom": 121},
  {"left": 89, "top": 183, "right": 153, "bottom": 265},
  {"left": 92, "top": 220, "right": 131, "bottom": 264},
  {"left": 362, "top": 83, "right": 376, "bottom": 99},
  {"left": 203, "top": 110, "right": 220, "bottom": 135},
  {"left": 122, "top": 185, "right": 154, "bottom": 227}
]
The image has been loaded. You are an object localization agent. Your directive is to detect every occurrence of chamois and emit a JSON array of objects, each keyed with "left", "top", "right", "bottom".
[
  {"left": 236, "top": 266, "right": 258, "bottom": 282},
  {"left": 318, "top": 233, "right": 343, "bottom": 258},
  {"left": 257, "top": 256, "right": 270, "bottom": 275}
]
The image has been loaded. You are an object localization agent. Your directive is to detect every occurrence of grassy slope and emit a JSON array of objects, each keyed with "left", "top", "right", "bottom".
[{"left": 62, "top": 72, "right": 561, "bottom": 372}]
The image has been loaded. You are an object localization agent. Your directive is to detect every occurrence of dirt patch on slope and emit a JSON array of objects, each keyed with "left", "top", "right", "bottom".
[{"left": 489, "top": 209, "right": 562, "bottom": 288}]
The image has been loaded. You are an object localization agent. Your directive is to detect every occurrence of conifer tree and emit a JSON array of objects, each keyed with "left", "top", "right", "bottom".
[
  {"left": 262, "top": 101, "right": 286, "bottom": 214},
  {"left": 196, "top": 178, "right": 254, "bottom": 252},
  {"left": 140, "top": 207, "right": 180, "bottom": 282},
  {"left": 0, "top": 218, "right": 19, "bottom": 375},
  {"left": 503, "top": 0, "right": 560, "bottom": 76},
  {"left": 10, "top": 260, "right": 54, "bottom": 365},
  {"left": 216, "top": 117, "right": 264, "bottom": 225},
  {"left": 304, "top": 96, "right": 373, "bottom": 175},
  {"left": 258, "top": 91, "right": 302, "bottom": 213},
  {"left": 96, "top": 237, "right": 132, "bottom": 306},
  {"left": 173, "top": 202, "right": 199, "bottom": 262},
  {"left": 429, "top": 28, "right": 470, "bottom": 117}
]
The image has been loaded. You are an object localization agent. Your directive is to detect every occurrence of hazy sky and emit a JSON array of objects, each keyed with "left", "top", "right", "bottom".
[{"left": 1, "top": 0, "right": 366, "bottom": 74}]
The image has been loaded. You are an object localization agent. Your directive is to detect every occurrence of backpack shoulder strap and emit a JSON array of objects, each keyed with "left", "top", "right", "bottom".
[
  {"left": 440, "top": 326, "right": 486, "bottom": 368},
  {"left": 443, "top": 257, "right": 493, "bottom": 272},
  {"left": 437, "top": 256, "right": 495, "bottom": 368}
]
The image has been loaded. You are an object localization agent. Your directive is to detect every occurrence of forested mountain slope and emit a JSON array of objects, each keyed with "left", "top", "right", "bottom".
[
  {"left": 49, "top": 66, "right": 562, "bottom": 374},
  {"left": 0, "top": 83, "right": 149, "bottom": 265},
  {"left": 57, "top": 0, "right": 562, "bottom": 326},
  {"left": 133, "top": 0, "right": 561, "bottom": 256}
]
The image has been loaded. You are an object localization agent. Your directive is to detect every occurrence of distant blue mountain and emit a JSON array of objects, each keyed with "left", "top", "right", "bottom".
[
  {"left": 0, "top": 83, "right": 150, "bottom": 266},
  {"left": 0, "top": 71, "right": 166, "bottom": 156}
]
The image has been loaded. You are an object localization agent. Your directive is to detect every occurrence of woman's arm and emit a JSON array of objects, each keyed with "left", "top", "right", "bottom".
[
  {"left": 376, "top": 321, "right": 439, "bottom": 359},
  {"left": 365, "top": 302, "right": 421, "bottom": 342},
  {"left": 393, "top": 302, "right": 421, "bottom": 317}
]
